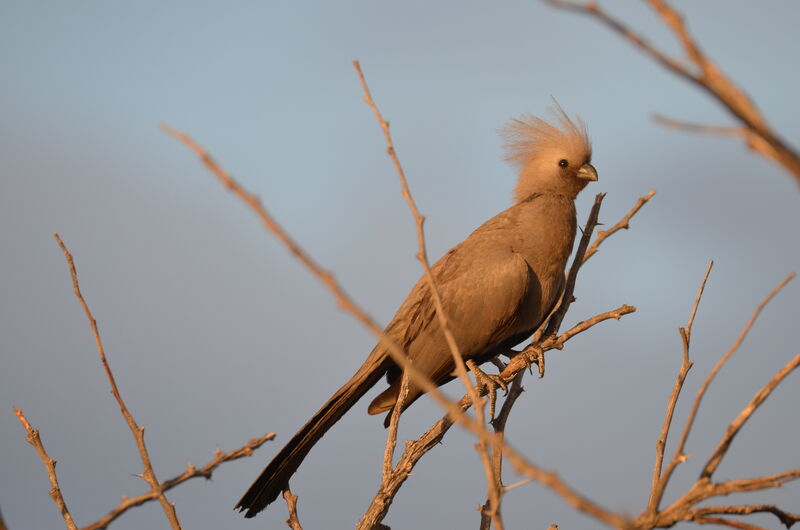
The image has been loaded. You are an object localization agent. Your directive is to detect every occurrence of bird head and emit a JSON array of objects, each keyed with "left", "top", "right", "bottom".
[{"left": 501, "top": 104, "right": 596, "bottom": 202}]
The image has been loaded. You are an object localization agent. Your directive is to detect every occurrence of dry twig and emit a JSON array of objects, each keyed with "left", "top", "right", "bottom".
[
  {"left": 14, "top": 408, "right": 78, "bottom": 530},
  {"left": 53, "top": 234, "right": 182, "bottom": 530},
  {"left": 80, "top": 433, "right": 275, "bottom": 530},
  {"left": 283, "top": 488, "right": 303, "bottom": 530},
  {"left": 584, "top": 190, "right": 656, "bottom": 263},
  {"left": 353, "top": 59, "right": 502, "bottom": 529},
  {"left": 542, "top": 0, "right": 800, "bottom": 184},
  {"left": 647, "top": 260, "right": 713, "bottom": 513}
]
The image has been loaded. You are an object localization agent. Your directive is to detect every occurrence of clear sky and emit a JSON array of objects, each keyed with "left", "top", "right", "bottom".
[{"left": 1, "top": 1, "right": 798, "bottom": 529}]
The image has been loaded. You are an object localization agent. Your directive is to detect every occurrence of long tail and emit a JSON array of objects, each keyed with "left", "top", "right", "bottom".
[{"left": 235, "top": 347, "right": 391, "bottom": 517}]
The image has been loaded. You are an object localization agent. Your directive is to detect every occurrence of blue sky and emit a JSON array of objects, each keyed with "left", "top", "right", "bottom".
[{"left": 1, "top": 2, "right": 798, "bottom": 529}]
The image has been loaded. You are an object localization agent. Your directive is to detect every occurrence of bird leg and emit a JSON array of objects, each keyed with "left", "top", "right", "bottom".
[{"left": 466, "top": 359, "right": 509, "bottom": 419}]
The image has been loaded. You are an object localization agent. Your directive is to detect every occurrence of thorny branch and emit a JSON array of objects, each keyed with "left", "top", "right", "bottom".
[
  {"left": 14, "top": 409, "right": 78, "bottom": 530},
  {"left": 53, "top": 234, "right": 183, "bottom": 530},
  {"left": 542, "top": 0, "right": 800, "bottom": 184}
]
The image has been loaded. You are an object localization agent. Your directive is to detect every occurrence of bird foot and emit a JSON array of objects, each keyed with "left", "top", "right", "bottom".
[
  {"left": 466, "top": 359, "right": 508, "bottom": 419},
  {"left": 520, "top": 344, "right": 545, "bottom": 378}
]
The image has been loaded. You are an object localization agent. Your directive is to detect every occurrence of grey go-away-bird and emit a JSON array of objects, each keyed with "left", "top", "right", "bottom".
[{"left": 236, "top": 106, "right": 597, "bottom": 517}]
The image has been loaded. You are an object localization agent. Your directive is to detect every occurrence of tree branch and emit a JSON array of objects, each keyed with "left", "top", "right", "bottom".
[
  {"left": 80, "top": 432, "right": 275, "bottom": 530},
  {"left": 53, "top": 234, "right": 182, "bottom": 530},
  {"left": 542, "top": 0, "right": 800, "bottom": 184},
  {"left": 14, "top": 408, "right": 78, "bottom": 530}
]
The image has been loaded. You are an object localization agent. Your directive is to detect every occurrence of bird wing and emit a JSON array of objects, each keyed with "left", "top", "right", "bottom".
[{"left": 388, "top": 231, "right": 537, "bottom": 384}]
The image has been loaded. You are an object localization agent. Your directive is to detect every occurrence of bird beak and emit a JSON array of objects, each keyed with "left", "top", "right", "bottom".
[{"left": 576, "top": 163, "right": 598, "bottom": 181}]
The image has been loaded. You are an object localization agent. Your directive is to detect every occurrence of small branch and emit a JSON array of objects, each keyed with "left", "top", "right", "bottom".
[
  {"left": 383, "top": 371, "right": 410, "bottom": 481},
  {"left": 53, "top": 234, "right": 182, "bottom": 530},
  {"left": 14, "top": 408, "right": 78, "bottom": 530},
  {"left": 81, "top": 432, "right": 275, "bottom": 530},
  {"left": 652, "top": 115, "right": 781, "bottom": 166},
  {"left": 353, "top": 59, "right": 501, "bottom": 528},
  {"left": 689, "top": 504, "right": 800, "bottom": 529},
  {"left": 541, "top": 193, "right": 605, "bottom": 339},
  {"left": 283, "top": 489, "right": 303, "bottom": 530},
  {"left": 691, "top": 517, "right": 764, "bottom": 530},
  {"left": 480, "top": 372, "right": 525, "bottom": 530},
  {"left": 656, "top": 273, "right": 795, "bottom": 496},
  {"left": 583, "top": 190, "right": 656, "bottom": 263},
  {"left": 542, "top": 0, "right": 800, "bottom": 183},
  {"left": 647, "top": 261, "right": 713, "bottom": 513},
  {"left": 701, "top": 352, "right": 800, "bottom": 479}
]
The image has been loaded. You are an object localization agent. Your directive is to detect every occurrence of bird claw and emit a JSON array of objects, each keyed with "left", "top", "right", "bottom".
[
  {"left": 466, "top": 360, "right": 508, "bottom": 419},
  {"left": 520, "top": 344, "right": 545, "bottom": 378}
]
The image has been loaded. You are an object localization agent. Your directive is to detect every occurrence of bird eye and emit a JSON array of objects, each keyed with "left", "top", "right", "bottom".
[{"left": 558, "top": 159, "right": 569, "bottom": 168}]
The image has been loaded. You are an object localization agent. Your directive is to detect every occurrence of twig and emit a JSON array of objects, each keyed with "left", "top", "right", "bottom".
[
  {"left": 383, "top": 370, "right": 410, "bottom": 481},
  {"left": 655, "top": 273, "right": 795, "bottom": 498},
  {"left": 689, "top": 504, "right": 800, "bottom": 529},
  {"left": 283, "top": 489, "right": 303, "bottom": 530},
  {"left": 14, "top": 408, "right": 78, "bottom": 530},
  {"left": 353, "top": 60, "right": 501, "bottom": 527},
  {"left": 53, "top": 234, "right": 182, "bottom": 530},
  {"left": 542, "top": 0, "right": 800, "bottom": 184},
  {"left": 652, "top": 115, "right": 780, "bottom": 166},
  {"left": 647, "top": 261, "right": 713, "bottom": 513},
  {"left": 701, "top": 352, "right": 800, "bottom": 479},
  {"left": 584, "top": 190, "right": 655, "bottom": 263},
  {"left": 81, "top": 432, "right": 275, "bottom": 530},
  {"left": 480, "top": 372, "right": 525, "bottom": 530}
]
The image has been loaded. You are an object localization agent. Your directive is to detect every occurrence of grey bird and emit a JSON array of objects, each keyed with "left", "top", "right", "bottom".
[{"left": 236, "top": 106, "right": 597, "bottom": 517}]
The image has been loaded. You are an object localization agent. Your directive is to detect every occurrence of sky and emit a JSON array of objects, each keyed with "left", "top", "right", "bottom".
[{"left": 1, "top": 1, "right": 798, "bottom": 529}]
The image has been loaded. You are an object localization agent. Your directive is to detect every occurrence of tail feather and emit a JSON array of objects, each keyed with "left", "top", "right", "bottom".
[{"left": 236, "top": 349, "right": 390, "bottom": 517}]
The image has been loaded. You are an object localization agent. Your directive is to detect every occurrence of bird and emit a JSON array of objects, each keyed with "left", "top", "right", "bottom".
[{"left": 236, "top": 105, "right": 597, "bottom": 517}]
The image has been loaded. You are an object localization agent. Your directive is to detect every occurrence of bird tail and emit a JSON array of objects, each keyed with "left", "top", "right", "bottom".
[{"left": 235, "top": 347, "right": 391, "bottom": 518}]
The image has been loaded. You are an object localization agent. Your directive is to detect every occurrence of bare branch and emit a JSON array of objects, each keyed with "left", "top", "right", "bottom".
[
  {"left": 14, "top": 408, "right": 78, "bottom": 530},
  {"left": 352, "top": 60, "right": 500, "bottom": 526},
  {"left": 701, "top": 352, "right": 800, "bottom": 479},
  {"left": 383, "top": 371, "right": 410, "bottom": 481},
  {"left": 656, "top": 273, "right": 796, "bottom": 495},
  {"left": 53, "top": 234, "right": 182, "bottom": 530},
  {"left": 542, "top": 0, "right": 800, "bottom": 183},
  {"left": 647, "top": 261, "right": 713, "bottom": 513},
  {"left": 81, "top": 432, "right": 275, "bottom": 530},
  {"left": 690, "top": 504, "right": 800, "bottom": 529},
  {"left": 652, "top": 115, "right": 781, "bottom": 166},
  {"left": 584, "top": 190, "right": 656, "bottom": 263},
  {"left": 283, "top": 489, "right": 303, "bottom": 530}
]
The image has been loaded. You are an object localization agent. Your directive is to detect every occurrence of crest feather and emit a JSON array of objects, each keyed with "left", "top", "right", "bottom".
[{"left": 500, "top": 103, "right": 591, "bottom": 171}]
